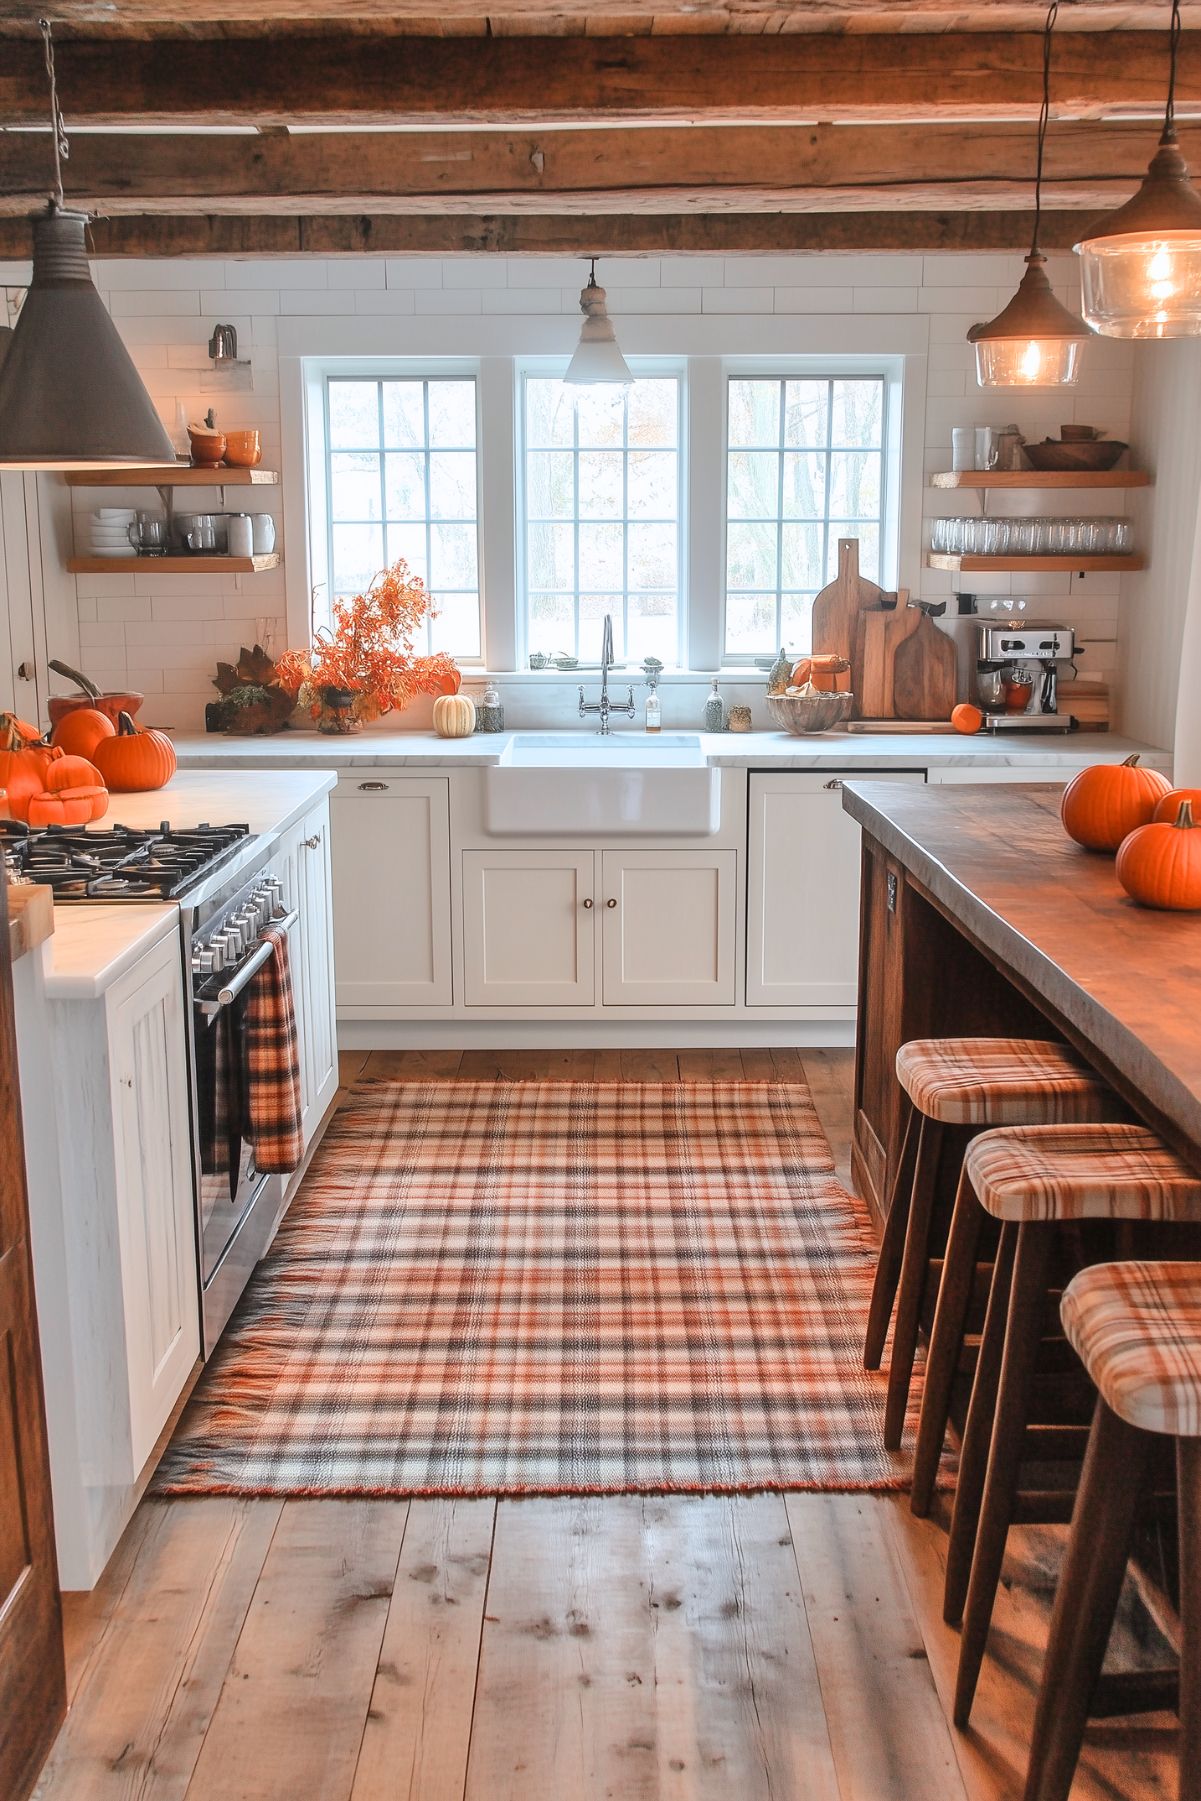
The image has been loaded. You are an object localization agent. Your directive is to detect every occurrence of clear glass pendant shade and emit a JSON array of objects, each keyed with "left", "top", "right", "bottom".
[
  {"left": 1075, "top": 140, "right": 1201, "bottom": 338},
  {"left": 968, "top": 254, "right": 1089, "bottom": 388}
]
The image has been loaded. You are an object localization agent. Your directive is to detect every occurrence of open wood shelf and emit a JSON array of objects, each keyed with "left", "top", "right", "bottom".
[
  {"left": 65, "top": 466, "right": 278, "bottom": 488},
  {"left": 927, "top": 552, "right": 1144, "bottom": 573},
  {"left": 930, "top": 469, "right": 1149, "bottom": 490},
  {"left": 66, "top": 553, "right": 281, "bottom": 575}
]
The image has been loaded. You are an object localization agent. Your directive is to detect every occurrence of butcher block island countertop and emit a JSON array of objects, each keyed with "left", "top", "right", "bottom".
[{"left": 842, "top": 780, "right": 1201, "bottom": 1179}]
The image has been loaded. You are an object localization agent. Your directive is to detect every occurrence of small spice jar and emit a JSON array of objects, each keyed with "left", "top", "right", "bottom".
[
  {"left": 727, "top": 705, "right": 753, "bottom": 733},
  {"left": 477, "top": 681, "right": 505, "bottom": 733}
]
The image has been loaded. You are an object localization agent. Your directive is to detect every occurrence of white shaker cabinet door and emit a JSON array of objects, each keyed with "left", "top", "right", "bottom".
[
  {"left": 330, "top": 775, "right": 452, "bottom": 1009},
  {"left": 746, "top": 771, "right": 926, "bottom": 1008},
  {"left": 296, "top": 798, "right": 338, "bottom": 1138},
  {"left": 600, "top": 848, "right": 737, "bottom": 1006},
  {"left": 463, "top": 849, "right": 596, "bottom": 1006},
  {"left": 108, "top": 933, "right": 200, "bottom": 1476}
]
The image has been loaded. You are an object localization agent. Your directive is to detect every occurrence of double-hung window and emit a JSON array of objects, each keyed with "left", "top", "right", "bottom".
[
  {"left": 325, "top": 375, "right": 482, "bottom": 659},
  {"left": 521, "top": 372, "right": 682, "bottom": 666},
  {"left": 724, "top": 375, "right": 886, "bottom": 660}
]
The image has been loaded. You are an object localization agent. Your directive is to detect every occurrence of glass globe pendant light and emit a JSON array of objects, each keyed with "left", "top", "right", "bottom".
[
  {"left": 1075, "top": 0, "right": 1201, "bottom": 338},
  {"left": 0, "top": 20, "right": 175, "bottom": 469},
  {"left": 968, "top": 1, "right": 1089, "bottom": 387},
  {"left": 564, "top": 259, "right": 633, "bottom": 386}
]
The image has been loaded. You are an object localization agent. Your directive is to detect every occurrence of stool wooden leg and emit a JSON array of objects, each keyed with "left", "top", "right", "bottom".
[
  {"left": 911, "top": 1164, "right": 983, "bottom": 1517},
  {"left": 944, "top": 1221, "right": 1018, "bottom": 1625},
  {"left": 884, "top": 1118, "right": 945, "bottom": 1451},
  {"left": 865, "top": 1103, "right": 918, "bottom": 1371},
  {"left": 954, "top": 1220, "right": 1055, "bottom": 1730},
  {"left": 1023, "top": 1399, "right": 1152, "bottom": 1801},
  {"left": 1179, "top": 1437, "right": 1201, "bottom": 1801}
]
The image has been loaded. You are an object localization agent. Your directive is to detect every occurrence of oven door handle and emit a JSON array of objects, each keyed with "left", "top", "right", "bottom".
[{"left": 197, "top": 910, "right": 299, "bottom": 1017}]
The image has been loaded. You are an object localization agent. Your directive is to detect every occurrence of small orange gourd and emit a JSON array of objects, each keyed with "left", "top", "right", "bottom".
[
  {"left": 951, "top": 702, "right": 983, "bottom": 735},
  {"left": 50, "top": 706, "right": 116, "bottom": 761},
  {"left": 1060, "top": 754, "right": 1172, "bottom": 853},
  {"left": 1153, "top": 786, "right": 1201, "bottom": 824},
  {"left": 1116, "top": 799, "right": 1201, "bottom": 910},
  {"left": 432, "top": 693, "right": 476, "bottom": 739},
  {"left": 26, "top": 751, "right": 109, "bottom": 827},
  {"left": 92, "top": 713, "right": 177, "bottom": 792}
]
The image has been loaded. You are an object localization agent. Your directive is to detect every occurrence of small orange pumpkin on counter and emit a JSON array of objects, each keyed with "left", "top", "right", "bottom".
[
  {"left": 0, "top": 716, "right": 57, "bottom": 821},
  {"left": 1116, "top": 799, "right": 1201, "bottom": 910},
  {"left": 50, "top": 706, "right": 116, "bottom": 761},
  {"left": 91, "top": 713, "right": 177, "bottom": 793},
  {"left": 1060, "top": 753, "right": 1172, "bottom": 853},
  {"left": 951, "top": 702, "right": 984, "bottom": 735},
  {"left": 1153, "top": 786, "right": 1201, "bottom": 824},
  {"left": 26, "top": 752, "right": 109, "bottom": 827}
]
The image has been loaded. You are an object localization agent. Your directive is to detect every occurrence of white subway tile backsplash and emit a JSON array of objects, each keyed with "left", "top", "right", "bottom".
[
  {"left": 327, "top": 260, "right": 386, "bottom": 290},
  {"left": 481, "top": 288, "right": 567, "bottom": 315},
  {"left": 702, "top": 288, "right": 774, "bottom": 313},
  {"left": 109, "top": 289, "right": 202, "bottom": 318},
  {"left": 384, "top": 258, "right": 444, "bottom": 289},
  {"left": 415, "top": 290, "right": 482, "bottom": 314},
  {"left": 225, "top": 259, "right": 326, "bottom": 290},
  {"left": 773, "top": 287, "right": 855, "bottom": 313},
  {"left": 354, "top": 290, "right": 417, "bottom": 315}
]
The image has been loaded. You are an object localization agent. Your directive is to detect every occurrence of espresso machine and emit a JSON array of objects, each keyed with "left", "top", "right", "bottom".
[{"left": 976, "top": 622, "right": 1078, "bottom": 731}]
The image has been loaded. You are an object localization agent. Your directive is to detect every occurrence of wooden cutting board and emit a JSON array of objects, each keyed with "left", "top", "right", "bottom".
[
  {"left": 856, "top": 594, "right": 918, "bottom": 719},
  {"left": 811, "top": 538, "right": 889, "bottom": 672},
  {"left": 892, "top": 611, "right": 958, "bottom": 722}
]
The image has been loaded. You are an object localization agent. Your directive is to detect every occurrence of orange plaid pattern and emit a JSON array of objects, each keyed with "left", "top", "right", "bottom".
[
  {"left": 965, "top": 1123, "right": 1201, "bottom": 1224},
  {"left": 1062, "top": 1261, "right": 1201, "bottom": 1438},
  {"left": 896, "top": 1037, "right": 1109, "bottom": 1126}
]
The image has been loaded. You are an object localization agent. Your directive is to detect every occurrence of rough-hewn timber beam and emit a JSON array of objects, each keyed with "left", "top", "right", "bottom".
[
  {"left": 0, "top": 210, "right": 1095, "bottom": 260},
  {"left": 0, "top": 33, "right": 1198, "bottom": 127},
  {"left": 0, "top": 120, "right": 1188, "bottom": 215}
]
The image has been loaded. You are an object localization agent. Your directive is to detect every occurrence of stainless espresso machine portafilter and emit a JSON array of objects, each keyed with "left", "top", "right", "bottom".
[{"left": 975, "top": 623, "right": 1079, "bottom": 731}]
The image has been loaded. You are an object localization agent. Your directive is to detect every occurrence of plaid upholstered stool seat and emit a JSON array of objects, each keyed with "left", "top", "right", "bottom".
[
  {"left": 866, "top": 1037, "right": 1111, "bottom": 1455},
  {"left": 921, "top": 1125, "right": 1201, "bottom": 1731},
  {"left": 1026, "top": 1262, "right": 1201, "bottom": 1801}
]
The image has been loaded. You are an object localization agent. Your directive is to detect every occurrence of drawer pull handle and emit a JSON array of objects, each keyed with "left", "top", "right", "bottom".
[
  {"left": 582, "top": 897, "right": 593, "bottom": 909},
  {"left": 358, "top": 780, "right": 389, "bottom": 792},
  {"left": 606, "top": 897, "right": 617, "bottom": 909},
  {"left": 824, "top": 778, "right": 843, "bottom": 791}
]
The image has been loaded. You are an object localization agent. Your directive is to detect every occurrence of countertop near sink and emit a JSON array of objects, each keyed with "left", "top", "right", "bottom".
[
  {"left": 37, "top": 768, "right": 337, "bottom": 1000},
  {"left": 169, "top": 728, "right": 1171, "bottom": 772}
]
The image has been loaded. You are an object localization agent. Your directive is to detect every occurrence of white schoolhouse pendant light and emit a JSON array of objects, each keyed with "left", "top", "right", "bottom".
[
  {"left": 1075, "top": 0, "right": 1201, "bottom": 338},
  {"left": 968, "top": 1, "right": 1090, "bottom": 387},
  {"left": 564, "top": 259, "right": 633, "bottom": 386},
  {"left": 0, "top": 20, "right": 176, "bottom": 468}
]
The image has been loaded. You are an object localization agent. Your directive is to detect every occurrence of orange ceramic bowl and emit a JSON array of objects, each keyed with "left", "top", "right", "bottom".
[
  {"left": 223, "top": 430, "right": 263, "bottom": 468},
  {"left": 48, "top": 691, "right": 144, "bottom": 728}
]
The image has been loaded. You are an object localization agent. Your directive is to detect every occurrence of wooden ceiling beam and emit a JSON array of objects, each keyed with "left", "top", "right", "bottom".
[
  {"left": 0, "top": 120, "right": 1184, "bottom": 215},
  {"left": 0, "top": 209, "right": 1094, "bottom": 259},
  {"left": 0, "top": 31, "right": 1199, "bottom": 126}
]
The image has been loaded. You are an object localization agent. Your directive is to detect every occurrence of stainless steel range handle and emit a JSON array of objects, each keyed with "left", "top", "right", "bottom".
[{"left": 197, "top": 909, "right": 299, "bottom": 1017}]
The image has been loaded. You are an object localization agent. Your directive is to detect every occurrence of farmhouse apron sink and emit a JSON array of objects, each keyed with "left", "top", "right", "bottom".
[{"left": 484, "top": 733, "right": 721, "bottom": 835}]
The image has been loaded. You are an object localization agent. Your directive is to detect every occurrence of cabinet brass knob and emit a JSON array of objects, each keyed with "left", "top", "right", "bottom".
[
  {"left": 606, "top": 897, "right": 617, "bottom": 908},
  {"left": 582, "top": 897, "right": 593, "bottom": 909}
]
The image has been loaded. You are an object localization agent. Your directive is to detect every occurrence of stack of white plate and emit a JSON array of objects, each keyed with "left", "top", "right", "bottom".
[{"left": 88, "top": 508, "right": 136, "bottom": 558}]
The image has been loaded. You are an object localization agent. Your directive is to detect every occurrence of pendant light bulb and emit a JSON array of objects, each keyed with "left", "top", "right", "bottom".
[
  {"left": 564, "top": 259, "right": 633, "bottom": 387},
  {"left": 1075, "top": 0, "right": 1201, "bottom": 338},
  {"left": 0, "top": 21, "right": 176, "bottom": 469},
  {"left": 967, "top": 1, "right": 1089, "bottom": 387}
]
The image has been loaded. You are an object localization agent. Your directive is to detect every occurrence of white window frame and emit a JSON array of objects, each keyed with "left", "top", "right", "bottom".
[{"left": 515, "top": 357, "right": 687, "bottom": 671}]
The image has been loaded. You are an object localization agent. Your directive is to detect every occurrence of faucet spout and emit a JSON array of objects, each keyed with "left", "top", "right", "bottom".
[{"left": 578, "top": 612, "right": 635, "bottom": 736}]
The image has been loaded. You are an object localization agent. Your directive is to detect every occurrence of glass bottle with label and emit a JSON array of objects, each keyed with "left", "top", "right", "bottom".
[
  {"left": 644, "top": 677, "right": 661, "bottom": 734},
  {"left": 478, "top": 681, "right": 505, "bottom": 733},
  {"left": 703, "top": 678, "right": 726, "bottom": 733}
]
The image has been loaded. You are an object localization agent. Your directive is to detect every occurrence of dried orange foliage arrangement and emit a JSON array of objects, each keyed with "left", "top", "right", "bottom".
[{"left": 276, "top": 559, "right": 460, "bottom": 727}]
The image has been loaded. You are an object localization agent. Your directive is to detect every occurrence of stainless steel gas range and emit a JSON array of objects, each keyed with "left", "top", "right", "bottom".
[{"left": 2, "top": 820, "right": 299, "bottom": 1355}]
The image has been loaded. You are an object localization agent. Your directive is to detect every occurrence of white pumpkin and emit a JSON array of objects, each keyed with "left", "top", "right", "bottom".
[{"left": 432, "top": 693, "right": 477, "bottom": 739}]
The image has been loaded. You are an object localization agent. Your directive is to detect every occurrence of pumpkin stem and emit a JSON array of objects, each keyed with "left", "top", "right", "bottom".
[
  {"left": 48, "top": 658, "right": 101, "bottom": 700},
  {"left": 116, "top": 711, "right": 139, "bottom": 736},
  {"left": 1122, "top": 753, "right": 1142, "bottom": 768},
  {"left": 1176, "top": 799, "right": 1196, "bottom": 830}
]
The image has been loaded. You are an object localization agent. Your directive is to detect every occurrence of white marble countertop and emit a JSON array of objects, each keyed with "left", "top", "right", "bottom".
[
  {"left": 40, "top": 768, "right": 336, "bottom": 1000},
  {"left": 170, "top": 727, "right": 1171, "bottom": 773}
]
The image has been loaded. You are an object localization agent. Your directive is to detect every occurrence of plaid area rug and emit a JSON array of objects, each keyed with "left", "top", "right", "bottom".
[{"left": 154, "top": 1080, "right": 929, "bottom": 1497}]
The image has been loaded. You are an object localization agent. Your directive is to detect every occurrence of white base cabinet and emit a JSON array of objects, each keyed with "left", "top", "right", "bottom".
[
  {"left": 601, "top": 848, "right": 736, "bottom": 1006},
  {"left": 463, "top": 848, "right": 594, "bottom": 1007},
  {"left": 330, "top": 774, "right": 452, "bottom": 1010}
]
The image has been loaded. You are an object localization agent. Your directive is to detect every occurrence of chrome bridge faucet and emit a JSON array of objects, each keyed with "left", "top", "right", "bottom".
[{"left": 578, "top": 613, "right": 635, "bottom": 735}]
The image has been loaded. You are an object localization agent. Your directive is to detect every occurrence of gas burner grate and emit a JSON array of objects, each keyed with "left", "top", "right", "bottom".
[{"left": 2, "top": 820, "right": 252, "bottom": 901}]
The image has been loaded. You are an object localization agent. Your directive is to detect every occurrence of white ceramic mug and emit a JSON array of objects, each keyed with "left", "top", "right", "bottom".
[
  {"left": 226, "top": 513, "right": 254, "bottom": 558},
  {"left": 951, "top": 427, "right": 974, "bottom": 471},
  {"left": 250, "top": 514, "right": 276, "bottom": 554}
]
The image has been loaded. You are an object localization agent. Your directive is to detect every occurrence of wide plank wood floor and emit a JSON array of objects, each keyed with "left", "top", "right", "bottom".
[{"left": 35, "top": 1049, "right": 1176, "bottom": 1801}]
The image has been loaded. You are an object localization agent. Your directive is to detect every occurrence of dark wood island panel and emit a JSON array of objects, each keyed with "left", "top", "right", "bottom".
[{"left": 842, "top": 781, "right": 1201, "bottom": 1227}]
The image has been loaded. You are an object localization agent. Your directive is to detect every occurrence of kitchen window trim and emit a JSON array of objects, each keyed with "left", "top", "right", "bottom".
[{"left": 282, "top": 313, "right": 929, "bottom": 674}]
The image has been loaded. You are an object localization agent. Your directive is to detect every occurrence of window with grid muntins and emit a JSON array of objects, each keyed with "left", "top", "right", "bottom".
[
  {"left": 522, "top": 375, "right": 681, "bottom": 667},
  {"left": 325, "top": 376, "right": 481, "bottom": 659},
  {"left": 724, "top": 376, "right": 885, "bottom": 661}
]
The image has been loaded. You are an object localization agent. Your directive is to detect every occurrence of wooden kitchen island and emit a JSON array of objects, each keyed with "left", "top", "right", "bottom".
[{"left": 843, "top": 780, "right": 1201, "bottom": 1229}]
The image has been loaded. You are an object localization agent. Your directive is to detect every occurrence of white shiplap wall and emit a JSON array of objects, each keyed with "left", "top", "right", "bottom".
[{"left": 0, "top": 250, "right": 1136, "bottom": 731}]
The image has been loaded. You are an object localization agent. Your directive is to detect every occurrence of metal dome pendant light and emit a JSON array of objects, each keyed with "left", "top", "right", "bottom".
[
  {"left": 564, "top": 259, "right": 633, "bottom": 386},
  {"left": 0, "top": 20, "right": 176, "bottom": 469},
  {"left": 1076, "top": 0, "right": 1201, "bottom": 338},
  {"left": 968, "top": 1, "right": 1089, "bottom": 386}
]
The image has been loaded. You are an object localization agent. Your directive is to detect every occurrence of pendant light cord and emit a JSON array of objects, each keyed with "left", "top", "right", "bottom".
[
  {"left": 1031, "top": 0, "right": 1058, "bottom": 258},
  {"left": 1165, "top": 0, "right": 1182, "bottom": 142},
  {"left": 38, "top": 18, "right": 69, "bottom": 209}
]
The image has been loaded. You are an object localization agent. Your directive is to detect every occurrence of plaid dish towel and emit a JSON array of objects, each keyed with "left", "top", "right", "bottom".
[
  {"left": 243, "top": 924, "right": 304, "bottom": 1174},
  {"left": 196, "top": 1002, "right": 239, "bottom": 1186}
]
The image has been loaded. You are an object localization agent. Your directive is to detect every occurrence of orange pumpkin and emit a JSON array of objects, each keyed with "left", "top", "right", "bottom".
[
  {"left": 26, "top": 751, "right": 109, "bottom": 827},
  {"left": 0, "top": 718, "right": 55, "bottom": 822},
  {"left": 50, "top": 706, "right": 116, "bottom": 761},
  {"left": 951, "top": 702, "right": 983, "bottom": 735},
  {"left": 1060, "top": 754, "right": 1172, "bottom": 853},
  {"left": 1153, "top": 786, "right": 1201, "bottom": 824},
  {"left": 92, "top": 713, "right": 177, "bottom": 793},
  {"left": 1116, "top": 799, "right": 1201, "bottom": 910}
]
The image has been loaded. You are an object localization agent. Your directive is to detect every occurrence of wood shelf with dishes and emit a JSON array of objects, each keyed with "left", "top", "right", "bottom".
[
  {"left": 930, "top": 470, "right": 1151, "bottom": 490},
  {"left": 927, "top": 552, "right": 1145, "bottom": 573},
  {"left": 64, "top": 466, "right": 279, "bottom": 488},
  {"left": 66, "top": 553, "right": 281, "bottom": 576}
]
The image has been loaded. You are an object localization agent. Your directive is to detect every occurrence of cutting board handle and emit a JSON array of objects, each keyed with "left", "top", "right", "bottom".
[{"left": 837, "top": 538, "right": 860, "bottom": 582}]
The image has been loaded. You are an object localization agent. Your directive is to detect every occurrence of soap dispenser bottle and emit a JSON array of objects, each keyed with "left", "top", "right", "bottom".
[
  {"left": 478, "top": 681, "right": 504, "bottom": 733},
  {"left": 703, "top": 678, "right": 726, "bottom": 733},
  {"left": 644, "top": 676, "right": 661, "bottom": 734}
]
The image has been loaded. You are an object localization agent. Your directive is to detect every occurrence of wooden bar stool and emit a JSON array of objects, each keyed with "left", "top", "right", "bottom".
[
  {"left": 1026, "top": 1260, "right": 1201, "bottom": 1801},
  {"left": 942, "top": 1127, "right": 1201, "bottom": 1731},
  {"left": 865, "top": 1037, "right": 1110, "bottom": 1453}
]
